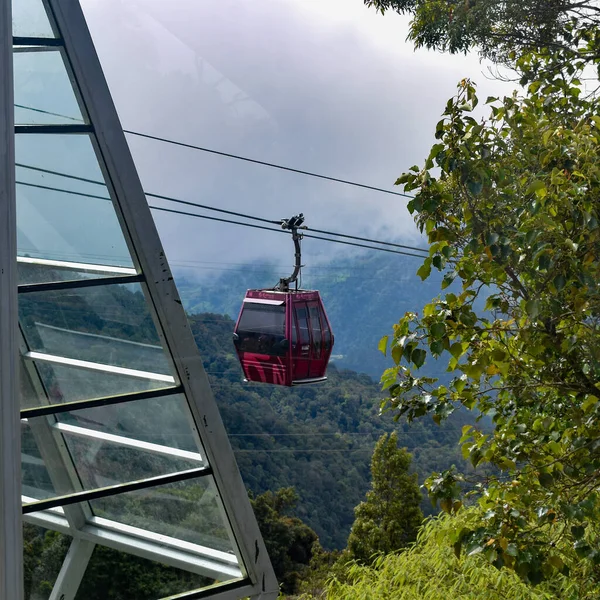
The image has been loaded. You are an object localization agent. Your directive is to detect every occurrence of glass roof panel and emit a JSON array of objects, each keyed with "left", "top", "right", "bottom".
[
  {"left": 75, "top": 544, "right": 216, "bottom": 599},
  {"left": 21, "top": 394, "right": 207, "bottom": 501},
  {"left": 19, "top": 282, "right": 174, "bottom": 376},
  {"left": 21, "top": 422, "right": 56, "bottom": 500},
  {"left": 14, "top": 48, "right": 85, "bottom": 125},
  {"left": 15, "top": 133, "right": 133, "bottom": 269},
  {"left": 55, "top": 394, "right": 204, "bottom": 453},
  {"left": 90, "top": 476, "right": 238, "bottom": 556},
  {"left": 22, "top": 415, "right": 205, "bottom": 498},
  {"left": 20, "top": 357, "right": 171, "bottom": 409},
  {"left": 11, "top": 0, "right": 266, "bottom": 593},
  {"left": 12, "top": 0, "right": 56, "bottom": 38},
  {"left": 17, "top": 257, "right": 137, "bottom": 286}
]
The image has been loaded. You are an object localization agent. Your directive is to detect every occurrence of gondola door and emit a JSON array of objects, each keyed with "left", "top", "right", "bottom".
[
  {"left": 292, "top": 301, "right": 311, "bottom": 381},
  {"left": 307, "top": 302, "right": 324, "bottom": 378}
]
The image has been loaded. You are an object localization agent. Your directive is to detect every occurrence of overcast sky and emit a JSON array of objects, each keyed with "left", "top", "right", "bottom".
[{"left": 78, "top": 0, "right": 514, "bottom": 277}]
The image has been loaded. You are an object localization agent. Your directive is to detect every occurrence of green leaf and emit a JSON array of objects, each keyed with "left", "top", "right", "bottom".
[
  {"left": 553, "top": 274, "right": 566, "bottom": 291},
  {"left": 417, "top": 259, "right": 432, "bottom": 281},
  {"left": 571, "top": 525, "right": 585, "bottom": 540},
  {"left": 442, "top": 272, "right": 457, "bottom": 289},
  {"left": 411, "top": 348, "right": 427, "bottom": 369},
  {"left": 467, "top": 179, "right": 483, "bottom": 195},
  {"left": 430, "top": 340, "right": 444, "bottom": 355},
  {"left": 526, "top": 180, "right": 546, "bottom": 197},
  {"left": 430, "top": 322, "right": 447, "bottom": 340},
  {"left": 378, "top": 335, "right": 389, "bottom": 356},
  {"left": 525, "top": 299, "right": 541, "bottom": 319},
  {"left": 391, "top": 344, "right": 403, "bottom": 365}
]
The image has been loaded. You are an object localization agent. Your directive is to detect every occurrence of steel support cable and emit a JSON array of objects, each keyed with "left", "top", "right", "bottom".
[
  {"left": 15, "top": 103, "right": 418, "bottom": 202},
  {"left": 15, "top": 105, "right": 414, "bottom": 198},
  {"left": 15, "top": 163, "right": 429, "bottom": 255},
  {"left": 123, "top": 129, "right": 415, "bottom": 199},
  {"left": 15, "top": 180, "right": 428, "bottom": 258}
]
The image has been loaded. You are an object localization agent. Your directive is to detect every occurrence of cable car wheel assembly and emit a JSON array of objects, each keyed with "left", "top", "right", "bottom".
[{"left": 233, "top": 214, "right": 334, "bottom": 386}]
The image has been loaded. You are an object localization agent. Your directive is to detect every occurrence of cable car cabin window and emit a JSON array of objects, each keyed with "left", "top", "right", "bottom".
[
  {"left": 237, "top": 303, "right": 287, "bottom": 356},
  {"left": 309, "top": 305, "right": 322, "bottom": 358},
  {"left": 320, "top": 305, "right": 332, "bottom": 352},
  {"left": 295, "top": 306, "right": 310, "bottom": 351},
  {"left": 291, "top": 312, "right": 298, "bottom": 347}
]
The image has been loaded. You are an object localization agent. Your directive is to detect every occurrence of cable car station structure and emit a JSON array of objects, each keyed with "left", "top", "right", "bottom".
[{"left": 1, "top": 0, "right": 278, "bottom": 598}]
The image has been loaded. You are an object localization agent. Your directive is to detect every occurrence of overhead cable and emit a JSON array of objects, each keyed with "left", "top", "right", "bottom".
[
  {"left": 15, "top": 179, "right": 428, "bottom": 258},
  {"left": 123, "top": 129, "right": 415, "bottom": 199},
  {"left": 16, "top": 162, "right": 427, "bottom": 253},
  {"left": 16, "top": 103, "right": 416, "bottom": 199}
]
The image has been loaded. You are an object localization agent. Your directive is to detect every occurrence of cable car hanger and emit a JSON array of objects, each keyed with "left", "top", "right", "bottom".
[{"left": 275, "top": 213, "right": 306, "bottom": 293}]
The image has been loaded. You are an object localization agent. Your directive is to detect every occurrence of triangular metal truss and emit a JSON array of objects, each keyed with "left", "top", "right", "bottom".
[{"left": 1, "top": 0, "right": 278, "bottom": 598}]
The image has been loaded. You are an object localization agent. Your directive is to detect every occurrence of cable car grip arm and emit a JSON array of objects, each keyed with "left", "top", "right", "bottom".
[{"left": 277, "top": 213, "right": 305, "bottom": 292}]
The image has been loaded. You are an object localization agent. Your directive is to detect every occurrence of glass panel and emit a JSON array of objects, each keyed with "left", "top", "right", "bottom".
[
  {"left": 21, "top": 421, "right": 56, "bottom": 499},
  {"left": 296, "top": 306, "right": 310, "bottom": 345},
  {"left": 75, "top": 544, "right": 214, "bottom": 600},
  {"left": 23, "top": 525, "right": 72, "bottom": 600},
  {"left": 23, "top": 396, "right": 206, "bottom": 500},
  {"left": 54, "top": 427, "right": 203, "bottom": 491},
  {"left": 14, "top": 49, "right": 85, "bottom": 125},
  {"left": 55, "top": 394, "right": 203, "bottom": 453},
  {"left": 309, "top": 305, "right": 322, "bottom": 358},
  {"left": 12, "top": 0, "right": 55, "bottom": 38},
  {"left": 236, "top": 304, "right": 287, "bottom": 355},
  {"left": 91, "top": 476, "right": 237, "bottom": 555},
  {"left": 15, "top": 134, "right": 133, "bottom": 268},
  {"left": 321, "top": 306, "right": 332, "bottom": 352},
  {"left": 20, "top": 355, "right": 171, "bottom": 409},
  {"left": 19, "top": 282, "right": 173, "bottom": 375},
  {"left": 18, "top": 257, "right": 137, "bottom": 286}
]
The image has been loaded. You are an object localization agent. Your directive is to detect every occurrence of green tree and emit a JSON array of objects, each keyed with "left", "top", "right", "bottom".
[
  {"left": 363, "top": 0, "right": 600, "bottom": 70},
  {"left": 320, "top": 511, "right": 600, "bottom": 599},
  {"left": 250, "top": 487, "right": 319, "bottom": 594},
  {"left": 347, "top": 432, "right": 423, "bottom": 564},
  {"left": 379, "top": 60, "right": 600, "bottom": 582}
]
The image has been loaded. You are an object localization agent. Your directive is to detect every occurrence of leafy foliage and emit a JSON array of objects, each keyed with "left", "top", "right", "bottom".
[
  {"left": 363, "top": 0, "right": 600, "bottom": 71},
  {"left": 379, "top": 67, "right": 600, "bottom": 582},
  {"left": 347, "top": 433, "right": 423, "bottom": 564},
  {"left": 307, "top": 511, "right": 600, "bottom": 599},
  {"left": 250, "top": 488, "right": 319, "bottom": 594}
]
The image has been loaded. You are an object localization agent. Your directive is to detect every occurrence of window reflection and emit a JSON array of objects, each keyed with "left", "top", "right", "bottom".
[{"left": 14, "top": 49, "right": 85, "bottom": 125}]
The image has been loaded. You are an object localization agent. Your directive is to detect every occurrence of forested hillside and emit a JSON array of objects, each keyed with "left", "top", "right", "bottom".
[{"left": 188, "top": 311, "right": 469, "bottom": 549}]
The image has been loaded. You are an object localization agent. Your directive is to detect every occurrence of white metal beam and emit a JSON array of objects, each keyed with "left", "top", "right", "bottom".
[
  {"left": 22, "top": 508, "right": 244, "bottom": 581},
  {"left": 17, "top": 255, "right": 137, "bottom": 275},
  {"left": 25, "top": 350, "right": 176, "bottom": 382},
  {"left": 0, "top": 0, "right": 23, "bottom": 598},
  {"left": 48, "top": 538, "right": 95, "bottom": 600},
  {"left": 52, "top": 422, "right": 205, "bottom": 462}
]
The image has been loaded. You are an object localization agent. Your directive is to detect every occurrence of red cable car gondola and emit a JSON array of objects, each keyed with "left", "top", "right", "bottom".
[{"left": 233, "top": 214, "right": 334, "bottom": 386}]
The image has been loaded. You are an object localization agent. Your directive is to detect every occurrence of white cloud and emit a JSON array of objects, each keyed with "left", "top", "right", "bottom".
[{"left": 80, "top": 0, "right": 515, "bottom": 275}]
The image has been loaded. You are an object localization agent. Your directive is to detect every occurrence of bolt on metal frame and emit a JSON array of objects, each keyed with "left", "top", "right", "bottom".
[{"left": 6, "top": 0, "right": 278, "bottom": 598}]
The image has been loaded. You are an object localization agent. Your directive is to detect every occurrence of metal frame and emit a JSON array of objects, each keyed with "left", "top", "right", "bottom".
[
  {"left": 0, "top": 0, "right": 23, "bottom": 598},
  {"left": 45, "top": 2, "right": 278, "bottom": 598},
  {"left": 10, "top": 0, "right": 279, "bottom": 597}
]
